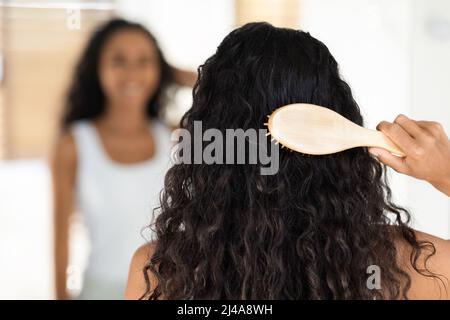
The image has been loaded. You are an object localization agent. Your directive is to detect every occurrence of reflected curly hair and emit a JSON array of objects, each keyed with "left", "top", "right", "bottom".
[{"left": 143, "top": 22, "right": 439, "bottom": 299}]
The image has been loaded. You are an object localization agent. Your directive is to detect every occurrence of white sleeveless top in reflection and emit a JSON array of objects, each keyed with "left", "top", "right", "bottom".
[{"left": 71, "top": 120, "right": 172, "bottom": 299}]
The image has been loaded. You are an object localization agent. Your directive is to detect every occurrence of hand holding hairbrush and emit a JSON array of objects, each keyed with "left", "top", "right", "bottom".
[{"left": 264, "top": 103, "right": 405, "bottom": 157}]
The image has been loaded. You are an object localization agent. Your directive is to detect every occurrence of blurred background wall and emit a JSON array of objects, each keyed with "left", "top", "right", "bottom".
[{"left": 0, "top": 0, "right": 449, "bottom": 299}]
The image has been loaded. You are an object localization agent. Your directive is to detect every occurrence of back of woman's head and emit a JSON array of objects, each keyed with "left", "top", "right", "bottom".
[{"left": 145, "top": 22, "right": 436, "bottom": 300}]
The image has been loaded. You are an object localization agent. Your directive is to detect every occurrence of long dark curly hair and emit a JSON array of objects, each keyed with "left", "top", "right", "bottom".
[
  {"left": 143, "top": 22, "right": 440, "bottom": 299},
  {"left": 62, "top": 18, "right": 173, "bottom": 128}
]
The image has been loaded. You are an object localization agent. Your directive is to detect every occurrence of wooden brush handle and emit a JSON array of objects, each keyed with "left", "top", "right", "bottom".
[{"left": 363, "top": 129, "right": 405, "bottom": 156}]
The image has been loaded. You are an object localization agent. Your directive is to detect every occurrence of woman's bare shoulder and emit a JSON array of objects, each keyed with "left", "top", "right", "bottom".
[
  {"left": 51, "top": 129, "right": 78, "bottom": 192},
  {"left": 397, "top": 229, "right": 450, "bottom": 299},
  {"left": 125, "top": 242, "right": 158, "bottom": 300},
  {"left": 52, "top": 130, "right": 77, "bottom": 164}
]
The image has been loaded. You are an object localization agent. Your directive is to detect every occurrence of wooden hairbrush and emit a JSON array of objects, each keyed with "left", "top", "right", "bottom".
[{"left": 264, "top": 103, "right": 405, "bottom": 156}]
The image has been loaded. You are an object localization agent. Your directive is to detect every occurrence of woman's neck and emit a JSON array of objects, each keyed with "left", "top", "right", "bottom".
[{"left": 98, "top": 102, "right": 150, "bottom": 134}]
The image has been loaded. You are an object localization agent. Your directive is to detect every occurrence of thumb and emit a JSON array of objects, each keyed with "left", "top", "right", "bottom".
[{"left": 368, "top": 147, "right": 408, "bottom": 174}]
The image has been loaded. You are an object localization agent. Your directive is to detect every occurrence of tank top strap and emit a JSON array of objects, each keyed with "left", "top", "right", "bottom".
[
  {"left": 71, "top": 120, "right": 107, "bottom": 168},
  {"left": 150, "top": 120, "right": 173, "bottom": 167}
]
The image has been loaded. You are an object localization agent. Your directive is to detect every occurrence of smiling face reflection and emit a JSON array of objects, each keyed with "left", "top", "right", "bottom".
[{"left": 98, "top": 28, "right": 161, "bottom": 112}]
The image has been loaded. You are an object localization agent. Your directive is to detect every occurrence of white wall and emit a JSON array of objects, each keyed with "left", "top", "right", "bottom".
[
  {"left": 300, "top": 0, "right": 450, "bottom": 238},
  {"left": 0, "top": 160, "right": 53, "bottom": 299},
  {"left": 408, "top": 0, "right": 450, "bottom": 237},
  {"left": 116, "top": 0, "right": 235, "bottom": 70}
]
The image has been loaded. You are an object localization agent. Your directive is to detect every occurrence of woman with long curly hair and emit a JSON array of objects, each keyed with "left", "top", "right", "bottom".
[
  {"left": 125, "top": 22, "right": 450, "bottom": 300},
  {"left": 51, "top": 18, "right": 196, "bottom": 299}
]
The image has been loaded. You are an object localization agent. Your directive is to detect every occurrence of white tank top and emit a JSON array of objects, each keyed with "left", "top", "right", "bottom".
[{"left": 71, "top": 120, "right": 172, "bottom": 299}]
